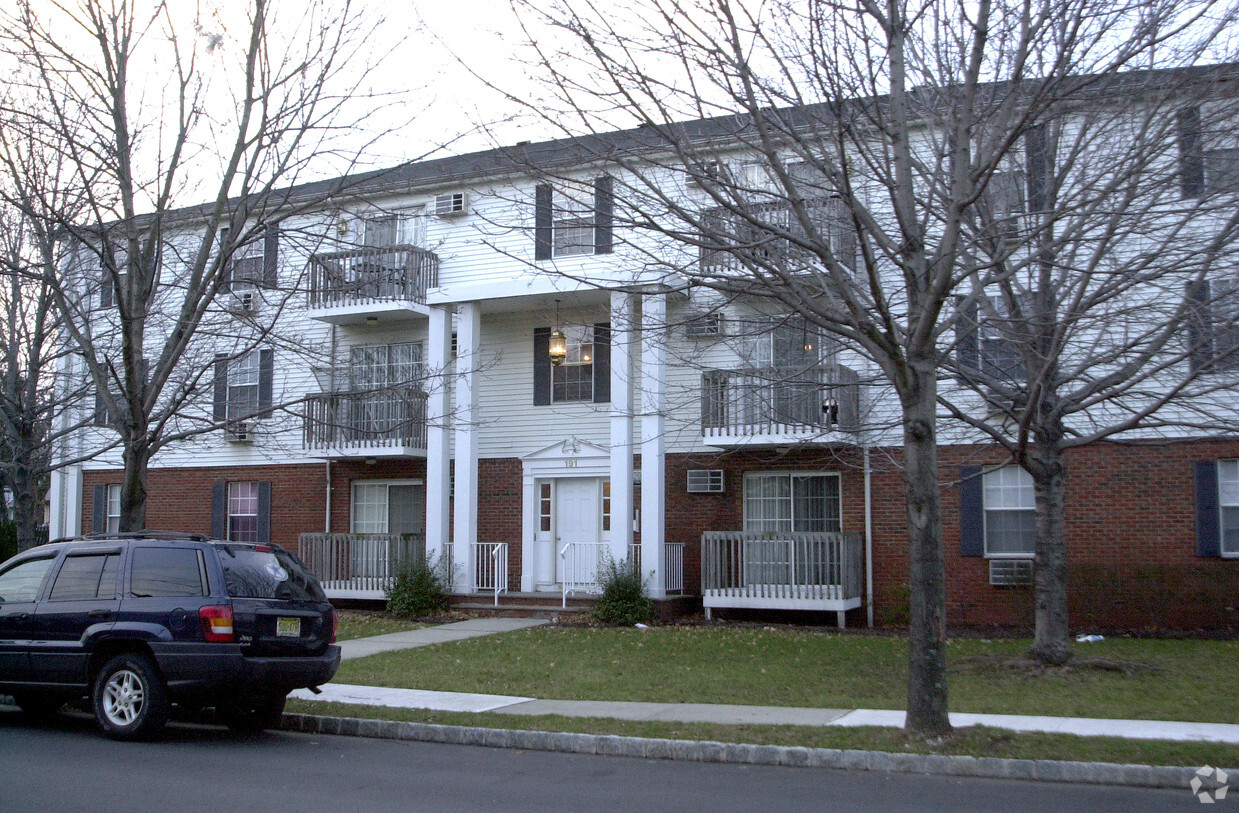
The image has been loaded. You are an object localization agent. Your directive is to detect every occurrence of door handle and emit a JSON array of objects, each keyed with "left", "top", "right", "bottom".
[
  {"left": 88, "top": 609, "right": 113, "bottom": 620},
  {"left": 5, "top": 612, "right": 30, "bottom": 622}
]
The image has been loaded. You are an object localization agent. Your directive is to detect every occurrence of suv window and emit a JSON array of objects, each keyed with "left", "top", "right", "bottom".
[
  {"left": 130, "top": 548, "right": 207, "bottom": 597},
  {"left": 220, "top": 546, "right": 326, "bottom": 601},
  {"left": 0, "top": 557, "right": 56, "bottom": 603},
  {"left": 49, "top": 553, "right": 120, "bottom": 601}
]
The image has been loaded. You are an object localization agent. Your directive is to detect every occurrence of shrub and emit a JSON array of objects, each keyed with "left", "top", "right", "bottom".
[
  {"left": 592, "top": 556, "right": 654, "bottom": 626},
  {"left": 385, "top": 554, "right": 451, "bottom": 617}
]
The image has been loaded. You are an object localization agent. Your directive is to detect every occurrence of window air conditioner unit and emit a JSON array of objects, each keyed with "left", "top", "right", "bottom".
[
  {"left": 989, "top": 558, "right": 1033, "bottom": 586},
  {"left": 225, "top": 421, "right": 255, "bottom": 443},
  {"left": 685, "top": 312, "right": 724, "bottom": 338},
  {"left": 686, "top": 469, "right": 725, "bottom": 493},
  {"left": 434, "top": 192, "right": 468, "bottom": 217},
  {"left": 232, "top": 290, "right": 260, "bottom": 314}
]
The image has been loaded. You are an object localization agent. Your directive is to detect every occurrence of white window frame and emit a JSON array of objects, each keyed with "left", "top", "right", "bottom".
[
  {"left": 105, "top": 484, "right": 121, "bottom": 534},
  {"left": 1219, "top": 460, "right": 1239, "bottom": 557},
  {"left": 551, "top": 325, "right": 594, "bottom": 403},
  {"left": 362, "top": 208, "right": 425, "bottom": 248},
  {"left": 350, "top": 479, "right": 425, "bottom": 535},
  {"left": 226, "top": 350, "right": 261, "bottom": 421},
  {"left": 983, "top": 465, "right": 1036, "bottom": 558},
  {"left": 552, "top": 187, "right": 594, "bottom": 257},
  {"left": 227, "top": 481, "right": 259, "bottom": 543},
  {"left": 742, "top": 471, "right": 842, "bottom": 533}
]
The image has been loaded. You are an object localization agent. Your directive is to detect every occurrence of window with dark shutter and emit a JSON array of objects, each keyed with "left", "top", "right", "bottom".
[
  {"left": 214, "top": 348, "right": 274, "bottom": 422},
  {"left": 1178, "top": 106, "right": 1204, "bottom": 199},
  {"left": 1024, "top": 124, "right": 1052, "bottom": 213},
  {"left": 959, "top": 466, "right": 984, "bottom": 557},
  {"left": 1195, "top": 461, "right": 1221, "bottom": 557}
]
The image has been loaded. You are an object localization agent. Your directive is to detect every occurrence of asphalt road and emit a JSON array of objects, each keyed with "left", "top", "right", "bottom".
[{"left": 0, "top": 709, "right": 1205, "bottom": 812}]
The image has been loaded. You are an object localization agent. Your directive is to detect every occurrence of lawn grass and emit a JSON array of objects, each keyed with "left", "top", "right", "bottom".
[
  {"left": 282, "top": 698, "right": 1239, "bottom": 768},
  {"left": 332, "top": 625, "right": 1239, "bottom": 723},
  {"left": 333, "top": 610, "right": 426, "bottom": 642}
]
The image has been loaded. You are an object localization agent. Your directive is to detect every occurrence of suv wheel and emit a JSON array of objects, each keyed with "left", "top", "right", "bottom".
[
  {"left": 93, "top": 654, "right": 170, "bottom": 740},
  {"left": 217, "top": 693, "right": 287, "bottom": 733}
]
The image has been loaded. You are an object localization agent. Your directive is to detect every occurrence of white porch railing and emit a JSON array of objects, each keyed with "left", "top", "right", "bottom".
[
  {"left": 474, "top": 542, "right": 509, "bottom": 606},
  {"left": 628, "top": 542, "right": 686, "bottom": 594},
  {"left": 298, "top": 532, "right": 426, "bottom": 598},
  {"left": 560, "top": 542, "right": 608, "bottom": 607},
  {"left": 701, "top": 531, "right": 863, "bottom": 626}
]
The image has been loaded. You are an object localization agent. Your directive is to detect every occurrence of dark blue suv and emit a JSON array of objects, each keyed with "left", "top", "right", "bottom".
[{"left": 0, "top": 532, "right": 340, "bottom": 740}]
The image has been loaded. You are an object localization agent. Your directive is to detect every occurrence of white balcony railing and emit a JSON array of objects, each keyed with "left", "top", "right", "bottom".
[
  {"left": 701, "top": 365, "right": 860, "bottom": 443},
  {"left": 474, "top": 542, "right": 509, "bottom": 606},
  {"left": 298, "top": 532, "right": 426, "bottom": 598},
  {"left": 308, "top": 244, "right": 439, "bottom": 309},
  {"left": 303, "top": 387, "right": 428, "bottom": 454},
  {"left": 628, "top": 542, "right": 686, "bottom": 594},
  {"left": 560, "top": 542, "right": 608, "bottom": 607}
]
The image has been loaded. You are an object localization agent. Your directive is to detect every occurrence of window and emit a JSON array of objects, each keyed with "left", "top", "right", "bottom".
[
  {"left": 227, "top": 482, "right": 260, "bottom": 543},
  {"left": 1188, "top": 278, "right": 1239, "bottom": 372},
  {"left": 1219, "top": 461, "right": 1239, "bottom": 556},
  {"left": 349, "top": 343, "right": 423, "bottom": 390},
  {"left": 533, "top": 322, "right": 611, "bottom": 406},
  {"left": 552, "top": 325, "right": 595, "bottom": 402},
  {"left": 362, "top": 210, "right": 424, "bottom": 248},
  {"left": 983, "top": 466, "right": 1036, "bottom": 557},
  {"left": 534, "top": 177, "right": 614, "bottom": 260},
  {"left": 539, "top": 483, "right": 552, "bottom": 532},
  {"left": 0, "top": 556, "right": 56, "bottom": 603},
  {"left": 351, "top": 481, "right": 425, "bottom": 537},
  {"left": 220, "top": 225, "right": 279, "bottom": 290},
  {"left": 49, "top": 554, "right": 119, "bottom": 601},
  {"left": 743, "top": 472, "right": 841, "bottom": 533},
  {"left": 129, "top": 548, "right": 206, "bottom": 598},
  {"left": 213, "top": 348, "right": 273, "bottom": 422},
  {"left": 91, "top": 484, "right": 122, "bottom": 534},
  {"left": 956, "top": 295, "right": 1027, "bottom": 382},
  {"left": 1179, "top": 106, "right": 1239, "bottom": 199},
  {"left": 211, "top": 481, "right": 270, "bottom": 544}
]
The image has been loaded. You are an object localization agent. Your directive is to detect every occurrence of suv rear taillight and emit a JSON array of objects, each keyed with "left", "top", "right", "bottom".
[{"left": 200, "top": 605, "right": 235, "bottom": 642}]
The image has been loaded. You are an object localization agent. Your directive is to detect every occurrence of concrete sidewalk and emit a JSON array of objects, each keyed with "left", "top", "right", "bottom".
[{"left": 303, "top": 620, "right": 1239, "bottom": 744}]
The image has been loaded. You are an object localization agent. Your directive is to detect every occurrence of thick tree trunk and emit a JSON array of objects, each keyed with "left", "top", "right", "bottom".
[
  {"left": 119, "top": 440, "right": 149, "bottom": 532},
  {"left": 1028, "top": 442, "right": 1072, "bottom": 665},
  {"left": 901, "top": 361, "right": 951, "bottom": 736},
  {"left": 12, "top": 467, "right": 42, "bottom": 551}
]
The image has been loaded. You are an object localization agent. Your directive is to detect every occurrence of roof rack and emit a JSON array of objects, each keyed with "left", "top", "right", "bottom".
[{"left": 78, "top": 531, "right": 211, "bottom": 543}]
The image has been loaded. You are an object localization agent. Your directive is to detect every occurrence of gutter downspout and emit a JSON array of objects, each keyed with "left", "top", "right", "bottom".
[
  {"left": 325, "top": 461, "right": 332, "bottom": 533},
  {"left": 864, "top": 443, "right": 874, "bottom": 628}
]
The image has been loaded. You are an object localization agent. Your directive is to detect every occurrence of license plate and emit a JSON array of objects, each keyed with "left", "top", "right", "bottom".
[{"left": 276, "top": 617, "right": 300, "bottom": 637}]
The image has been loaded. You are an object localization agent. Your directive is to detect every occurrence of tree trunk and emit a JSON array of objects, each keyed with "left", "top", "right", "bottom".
[
  {"left": 11, "top": 467, "right": 42, "bottom": 551},
  {"left": 119, "top": 439, "right": 149, "bottom": 532},
  {"left": 901, "top": 360, "right": 951, "bottom": 736},
  {"left": 1028, "top": 442, "right": 1072, "bottom": 665}
]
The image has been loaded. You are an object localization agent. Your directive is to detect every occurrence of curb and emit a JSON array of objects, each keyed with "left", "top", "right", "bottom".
[{"left": 281, "top": 712, "right": 1227, "bottom": 790}]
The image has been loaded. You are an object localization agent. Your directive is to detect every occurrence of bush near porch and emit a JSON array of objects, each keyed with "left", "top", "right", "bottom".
[{"left": 333, "top": 626, "right": 1239, "bottom": 724}]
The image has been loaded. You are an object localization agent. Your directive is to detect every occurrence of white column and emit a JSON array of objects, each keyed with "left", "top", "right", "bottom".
[
  {"left": 425, "top": 305, "right": 453, "bottom": 573},
  {"left": 452, "top": 301, "right": 482, "bottom": 594},
  {"left": 640, "top": 292, "right": 667, "bottom": 599},
  {"left": 48, "top": 465, "right": 83, "bottom": 539},
  {"left": 609, "top": 291, "right": 634, "bottom": 566}
]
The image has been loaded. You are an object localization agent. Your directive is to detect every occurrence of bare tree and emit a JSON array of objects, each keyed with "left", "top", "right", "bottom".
[
  {"left": 0, "top": 0, "right": 396, "bottom": 531},
  {"left": 942, "top": 66, "right": 1239, "bottom": 664},
  {"left": 502, "top": 0, "right": 1233, "bottom": 735}
]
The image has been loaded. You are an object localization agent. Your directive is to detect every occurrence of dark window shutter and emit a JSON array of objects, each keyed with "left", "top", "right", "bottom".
[
  {"left": 94, "top": 389, "right": 109, "bottom": 427},
  {"left": 533, "top": 327, "right": 551, "bottom": 405},
  {"left": 1178, "top": 106, "right": 1204, "bottom": 199},
  {"left": 1195, "top": 461, "right": 1221, "bottom": 557},
  {"left": 258, "top": 348, "right": 274, "bottom": 412},
  {"left": 955, "top": 297, "right": 980, "bottom": 375},
  {"left": 1188, "top": 280, "right": 1213, "bottom": 372},
  {"left": 960, "top": 465, "right": 984, "bottom": 557},
  {"left": 100, "top": 270, "right": 114, "bottom": 308},
  {"left": 534, "top": 184, "right": 553, "bottom": 261},
  {"left": 256, "top": 481, "right": 272, "bottom": 546},
  {"left": 92, "top": 484, "right": 107, "bottom": 534},
  {"left": 592, "top": 322, "right": 611, "bottom": 403},
  {"left": 263, "top": 226, "right": 280, "bottom": 288},
  {"left": 211, "top": 482, "right": 227, "bottom": 539},
  {"left": 213, "top": 354, "right": 229, "bottom": 421},
  {"left": 218, "top": 226, "right": 233, "bottom": 293},
  {"left": 594, "top": 175, "right": 614, "bottom": 254},
  {"left": 1025, "top": 124, "right": 1051, "bottom": 212}
]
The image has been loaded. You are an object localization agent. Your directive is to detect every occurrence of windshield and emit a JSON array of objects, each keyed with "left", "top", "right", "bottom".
[{"left": 219, "top": 546, "right": 326, "bottom": 601}]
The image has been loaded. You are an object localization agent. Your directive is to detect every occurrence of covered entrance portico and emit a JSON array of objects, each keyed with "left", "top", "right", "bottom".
[{"left": 520, "top": 437, "right": 618, "bottom": 594}]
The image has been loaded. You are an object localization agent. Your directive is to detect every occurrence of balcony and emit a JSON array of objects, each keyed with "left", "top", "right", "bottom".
[
  {"left": 303, "top": 386, "right": 428, "bottom": 458},
  {"left": 701, "top": 531, "right": 863, "bottom": 626},
  {"left": 701, "top": 364, "right": 860, "bottom": 447},
  {"left": 307, "top": 244, "right": 439, "bottom": 324},
  {"left": 298, "top": 532, "right": 426, "bottom": 599}
]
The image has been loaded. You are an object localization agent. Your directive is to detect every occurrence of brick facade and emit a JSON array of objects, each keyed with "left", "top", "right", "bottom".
[{"left": 82, "top": 436, "right": 1239, "bottom": 630}]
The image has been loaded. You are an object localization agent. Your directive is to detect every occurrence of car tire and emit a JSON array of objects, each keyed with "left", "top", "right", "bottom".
[
  {"left": 12, "top": 692, "right": 64, "bottom": 719},
  {"left": 217, "top": 693, "right": 287, "bottom": 733},
  {"left": 92, "top": 653, "right": 170, "bottom": 741}
]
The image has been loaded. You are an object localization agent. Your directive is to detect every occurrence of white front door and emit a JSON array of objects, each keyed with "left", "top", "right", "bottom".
[{"left": 546, "top": 478, "right": 601, "bottom": 588}]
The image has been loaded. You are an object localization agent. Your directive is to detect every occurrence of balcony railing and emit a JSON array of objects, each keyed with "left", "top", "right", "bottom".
[
  {"left": 308, "top": 244, "right": 439, "bottom": 309},
  {"left": 298, "top": 532, "right": 426, "bottom": 598},
  {"left": 628, "top": 542, "right": 686, "bottom": 594},
  {"left": 701, "top": 531, "right": 863, "bottom": 626},
  {"left": 702, "top": 364, "right": 860, "bottom": 442},
  {"left": 303, "top": 386, "right": 428, "bottom": 454},
  {"left": 700, "top": 198, "right": 856, "bottom": 273}
]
